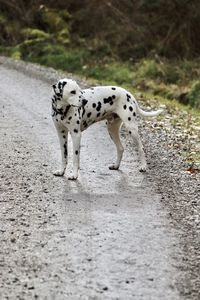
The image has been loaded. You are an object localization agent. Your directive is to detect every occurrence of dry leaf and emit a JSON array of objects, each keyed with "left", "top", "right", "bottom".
[{"left": 186, "top": 165, "right": 199, "bottom": 175}]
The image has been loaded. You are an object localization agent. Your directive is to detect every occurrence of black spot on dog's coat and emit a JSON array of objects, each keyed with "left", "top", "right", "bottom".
[
  {"left": 62, "top": 81, "right": 67, "bottom": 88},
  {"left": 87, "top": 112, "right": 92, "bottom": 118},
  {"left": 104, "top": 97, "right": 114, "bottom": 105},
  {"left": 64, "top": 144, "right": 68, "bottom": 158},
  {"left": 96, "top": 102, "right": 102, "bottom": 112},
  {"left": 103, "top": 98, "right": 109, "bottom": 104},
  {"left": 58, "top": 82, "right": 62, "bottom": 90},
  {"left": 83, "top": 121, "right": 88, "bottom": 128},
  {"left": 129, "top": 106, "right": 133, "bottom": 112}
]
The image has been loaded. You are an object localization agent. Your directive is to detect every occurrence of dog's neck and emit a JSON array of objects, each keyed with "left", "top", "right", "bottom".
[
  {"left": 52, "top": 94, "right": 69, "bottom": 115},
  {"left": 51, "top": 92, "right": 83, "bottom": 120},
  {"left": 52, "top": 103, "right": 70, "bottom": 117}
]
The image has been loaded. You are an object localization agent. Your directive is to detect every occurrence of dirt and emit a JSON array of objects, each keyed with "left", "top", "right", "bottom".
[{"left": 0, "top": 57, "right": 199, "bottom": 300}]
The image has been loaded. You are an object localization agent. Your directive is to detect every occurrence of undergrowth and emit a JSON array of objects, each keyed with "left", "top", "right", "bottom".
[{"left": 0, "top": 4, "right": 200, "bottom": 109}]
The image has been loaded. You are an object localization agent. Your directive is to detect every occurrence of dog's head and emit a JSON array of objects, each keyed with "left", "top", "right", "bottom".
[{"left": 52, "top": 78, "right": 84, "bottom": 109}]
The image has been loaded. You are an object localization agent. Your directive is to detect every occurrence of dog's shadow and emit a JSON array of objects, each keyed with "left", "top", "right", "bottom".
[{"left": 61, "top": 167, "right": 146, "bottom": 203}]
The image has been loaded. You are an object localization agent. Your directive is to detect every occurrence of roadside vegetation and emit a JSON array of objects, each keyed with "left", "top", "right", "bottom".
[{"left": 0, "top": 0, "right": 199, "bottom": 164}]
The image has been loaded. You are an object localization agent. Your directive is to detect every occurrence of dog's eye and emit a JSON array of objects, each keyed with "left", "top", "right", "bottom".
[{"left": 70, "top": 90, "right": 76, "bottom": 95}]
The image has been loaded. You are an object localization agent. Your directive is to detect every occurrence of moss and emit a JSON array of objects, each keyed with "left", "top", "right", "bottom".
[
  {"left": 186, "top": 81, "right": 200, "bottom": 109},
  {"left": 136, "top": 59, "right": 163, "bottom": 79},
  {"left": 9, "top": 46, "right": 21, "bottom": 60},
  {"left": 57, "top": 29, "right": 70, "bottom": 45},
  {"left": 21, "top": 28, "right": 50, "bottom": 40},
  {"left": 4, "top": 21, "right": 22, "bottom": 38},
  {"left": 135, "top": 59, "right": 180, "bottom": 84},
  {"left": 59, "top": 10, "right": 71, "bottom": 22},
  {"left": 85, "top": 63, "right": 134, "bottom": 85},
  {"left": 38, "top": 6, "right": 70, "bottom": 33},
  {"left": 0, "top": 14, "right": 6, "bottom": 24},
  {"left": 19, "top": 43, "right": 90, "bottom": 73}
]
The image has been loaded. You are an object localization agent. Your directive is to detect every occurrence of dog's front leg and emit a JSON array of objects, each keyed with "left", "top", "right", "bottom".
[
  {"left": 68, "top": 131, "right": 81, "bottom": 180},
  {"left": 53, "top": 120, "right": 68, "bottom": 176}
]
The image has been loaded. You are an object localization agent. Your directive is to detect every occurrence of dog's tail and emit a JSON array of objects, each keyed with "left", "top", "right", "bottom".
[{"left": 134, "top": 99, "right": 163, "bottom": 117}]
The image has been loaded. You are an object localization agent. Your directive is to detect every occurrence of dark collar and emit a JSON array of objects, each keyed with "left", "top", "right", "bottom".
[{"left": 52, "top": 104, "right": 71, "bottom": 117}]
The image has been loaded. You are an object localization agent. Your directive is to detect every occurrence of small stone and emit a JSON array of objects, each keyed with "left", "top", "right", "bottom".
[{"left": 28, "top": 285, "right": 35, "bottom": 290}]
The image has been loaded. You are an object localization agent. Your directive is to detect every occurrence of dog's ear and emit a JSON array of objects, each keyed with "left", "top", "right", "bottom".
[{"left": 62, "top": 81, "right": 67, "bottom": 88}]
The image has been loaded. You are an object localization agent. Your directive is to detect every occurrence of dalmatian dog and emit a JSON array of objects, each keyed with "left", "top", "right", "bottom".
[{"left": 52, "top": 78, "right": 163, "bottom": 180}]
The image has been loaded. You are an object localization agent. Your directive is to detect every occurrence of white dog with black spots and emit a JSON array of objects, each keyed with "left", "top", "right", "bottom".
[{"left": 52, "top": 78, "right": 163, "bottom": 180}]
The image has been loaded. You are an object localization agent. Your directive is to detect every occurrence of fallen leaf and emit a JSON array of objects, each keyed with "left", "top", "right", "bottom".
[{"left": 186, "top": 165, "right": 199, "bottom": 175}]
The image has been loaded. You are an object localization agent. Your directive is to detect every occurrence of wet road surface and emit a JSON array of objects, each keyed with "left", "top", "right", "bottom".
[{"left": 0, "top": 63, "right": 183, "bottom": 299}]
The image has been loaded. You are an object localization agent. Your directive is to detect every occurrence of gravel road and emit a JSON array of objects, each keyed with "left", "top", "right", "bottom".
[{"left": 0, "top": 57, "right": 199, "bottom": 300}]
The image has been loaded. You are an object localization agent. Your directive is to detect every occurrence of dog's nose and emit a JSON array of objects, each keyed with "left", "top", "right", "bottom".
[
  {"left": 82, "top": 99, "right": 88, "bottom": 106},
  {"left": 52, "top": 84, "right": 56, "bottom": 90}
]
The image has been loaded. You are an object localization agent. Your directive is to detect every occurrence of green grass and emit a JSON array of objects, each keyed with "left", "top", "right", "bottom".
[{"left": 1, "top": 41, "right": 200, "bottom": 110}]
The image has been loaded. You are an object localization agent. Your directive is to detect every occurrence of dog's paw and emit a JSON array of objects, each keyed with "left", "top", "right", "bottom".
[
  {"left": 139, "top": 164, "right": 147, "bottom": 172},
  {"left": 53, "top": 170, "right": 65, "bottom": 176},
  {"left": 109, "top": 164, "right": 119, "bottom": 170},
  {"left": 68, "top": 175, "right": 78, "bottom": 181}
]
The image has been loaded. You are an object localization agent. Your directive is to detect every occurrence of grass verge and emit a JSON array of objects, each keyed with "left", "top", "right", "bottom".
[{"left": 0, "top": 46, "right": 199, "bottom": 165}]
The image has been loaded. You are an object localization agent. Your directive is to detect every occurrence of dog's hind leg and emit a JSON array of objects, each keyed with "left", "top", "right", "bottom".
[
  {"left": 125, "top": 123, "right": 147, "bottom": 172},
  {"left": 107, "top": 118, "right": 124, "bottom": 170},
  {"left": 53, "top": 120, "right": 68, "bottom": 176}
]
